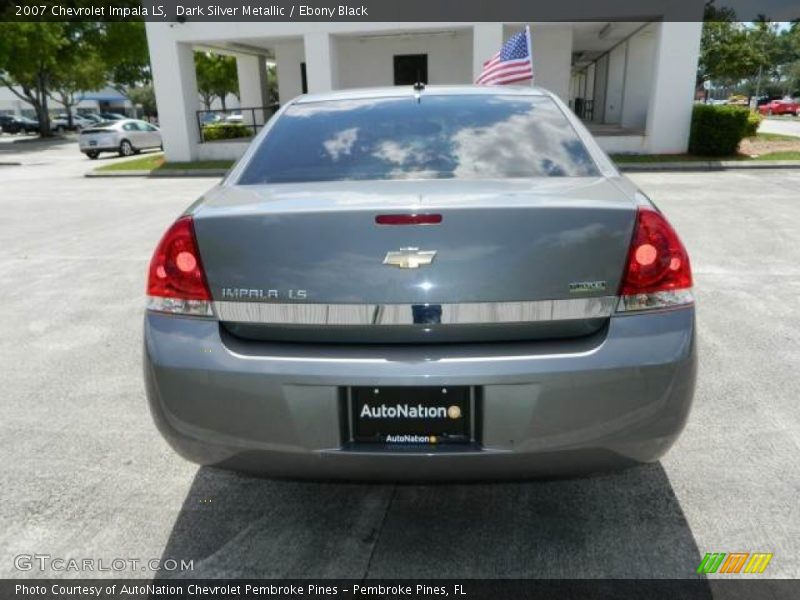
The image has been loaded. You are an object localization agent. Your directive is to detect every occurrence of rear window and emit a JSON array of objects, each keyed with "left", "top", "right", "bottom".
[{"left": 238, "top": 95, "right": 599, "bottom": 184}]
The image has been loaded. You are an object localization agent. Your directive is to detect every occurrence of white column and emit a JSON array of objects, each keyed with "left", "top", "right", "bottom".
[
  {"left": 604, "top": 42, "right": 626, "bottom": 124},
  {"left": 303, "top": 32, "right": 337, "bottom": 93},
  {"left": 530, "top": 25, "right": 573, "bottom": 102},
  {"left": 621, "top": 26, "right": 656, "bottom": 130},
  {"left": 146, "top": 23, "right": 199, "bottom": 162},
  {"left": 275, "top": 40, "right": 305, "bottom": 104},
  {"left": 472, "top": 23, "right": 504, "bottom": 81},
  {"left": 593, "top": 54, "right": 608, "bottom": 123},
  {"left": 645, "top": 21, "right": 703, "bottom": 153},
  {"left": 236, "top": 54, "right": 268, "bottom": 127}
]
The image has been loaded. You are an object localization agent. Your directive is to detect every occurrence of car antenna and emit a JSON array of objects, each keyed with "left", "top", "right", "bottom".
[{"left": 413, "top": 81, "right": 425, "bottom": 103}]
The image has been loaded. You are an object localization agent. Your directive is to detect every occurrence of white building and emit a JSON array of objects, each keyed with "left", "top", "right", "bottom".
[
  {"left": 145, "top": 20, "right": 703, "bottom": 162},
  {"left": 0, "top": 86, "right": 133, "bottom": 118}
]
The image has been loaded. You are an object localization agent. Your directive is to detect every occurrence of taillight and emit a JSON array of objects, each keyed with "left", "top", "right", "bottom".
[
  {"left": 375, "top": 214, "right": 443, "bottom": 225},
  {"left": 146, "top": 216, "right": 213, "bottom": 316},
  {"left": 617, "top": 206, "right": 693, "bottom": 312}
]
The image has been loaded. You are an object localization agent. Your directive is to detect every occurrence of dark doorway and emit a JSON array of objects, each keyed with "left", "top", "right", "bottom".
[
  {"left": 300, "top": 62, "right": 308, "bottom": 94},
  {"left": 394, "top": 54, "right": 428, "bottom": 86}
]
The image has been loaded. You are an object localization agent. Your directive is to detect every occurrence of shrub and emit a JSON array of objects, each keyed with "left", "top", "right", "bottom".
[
  {"left": 688, "top": 104, "right": 749, "bottom": 156},
  {"left": 202, "top": 122, "right": 251, "bottom": 141},
  {"left": 744, "top": 111, "right": 762, "bottom": 138}
]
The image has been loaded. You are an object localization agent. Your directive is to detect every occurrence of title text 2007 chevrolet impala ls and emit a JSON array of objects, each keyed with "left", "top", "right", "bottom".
[{"left": 143, "top": 86, "right": 696, "bottom": 480}]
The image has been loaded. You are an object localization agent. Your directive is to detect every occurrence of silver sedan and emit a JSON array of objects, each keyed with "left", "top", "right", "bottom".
[
  {"left": 143, "top": 86, "right": 696, "bottom": 481},
  {"left": 79, "top": 119, "right": 162, "bottom": 159}
]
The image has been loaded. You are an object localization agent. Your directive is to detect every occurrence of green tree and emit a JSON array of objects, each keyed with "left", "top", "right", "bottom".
[
  {"left": 266, "top": 64, "right": 279, "bottom": 104},
  {"left": 195, "top": 52, "right": 218, "bottom": 110},
  {"left": 747, "top": 17, "right": 781, "bottom": 98},
  {"left": 194, "top": 51, "right": 239, "bottom": 111},
  {"left": 0, "top": 22, "right": 150, "bottom": 134},
  {"left": 698, "top": 4, "right": 759, "bottom": 87},
  {"left": 126, "top": 84, "right": 157, "bottom": 118},
  {"left": 212, "top": 55, "right": 239, "bottom": 110},
  {"left": 776, "top": 22, "right": 800, "bottom": 95},
  {"left": 90, "top": 22, "right": 151, "bottom": 96},
  {"left": 0, "top": 23, "right": 67, "bottom": 136},
  {"left": 698, "top": 3, "right": 793, "bottom": 101},
  {"left": 48, "top": 24, "right": 107, "bottom": 129}
]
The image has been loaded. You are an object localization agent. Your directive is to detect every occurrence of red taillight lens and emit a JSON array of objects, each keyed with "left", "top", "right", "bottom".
[
  {"left": 147, "top": 216, "right": 213, "bottom": 315},
  {"left": 617, "top": 207, "right": 693, "bottom": 312}
]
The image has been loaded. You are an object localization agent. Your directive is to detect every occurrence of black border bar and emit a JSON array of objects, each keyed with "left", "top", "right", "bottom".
[
  {"left": 3, "top": 579, "right": 800, "bottom": 600},
  {"left": 2, "top": 0, "right": 800, "bottom": 22}
]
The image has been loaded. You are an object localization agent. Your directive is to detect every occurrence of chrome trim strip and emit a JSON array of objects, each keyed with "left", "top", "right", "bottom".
[{"left": 214, "top": 297, "right": 617, "bottom": 326}]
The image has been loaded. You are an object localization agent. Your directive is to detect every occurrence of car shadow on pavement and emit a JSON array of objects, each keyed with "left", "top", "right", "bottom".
[
  {"left": 94, "top": 149, "right": 163, "bottom": 162},
  {"left": 156, "top": 462, "right": 710, "bottom": 581}
]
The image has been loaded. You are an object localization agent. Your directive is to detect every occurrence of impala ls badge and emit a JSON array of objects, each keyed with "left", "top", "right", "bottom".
[
  {"left": 383, "top": 247, "right": 437, "bottom": 269},
  {"left": 569, "top": 280, "right": 607, "bottom": 293}
]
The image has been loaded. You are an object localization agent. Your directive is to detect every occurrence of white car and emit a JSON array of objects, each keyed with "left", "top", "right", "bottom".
[
  {"left": 78, "top": 119, "right": 162, "bottom": 159},
  {"left": 51, "top": 114, "right": 94, "bottom": 132}
]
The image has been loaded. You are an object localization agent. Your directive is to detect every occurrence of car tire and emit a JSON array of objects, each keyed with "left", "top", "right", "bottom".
[
  {"left": 86, "top": 151, "right": 99, "bottom": 160},
  {"left": 119, "top": 139, "right": 135, "bottom": 157}
]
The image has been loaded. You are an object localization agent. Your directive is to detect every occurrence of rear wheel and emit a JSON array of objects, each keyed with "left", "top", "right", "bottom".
[
  {"left": 119, "top": 139, "right": 134, "bottom": 157},
  {"left": 85, "top": 151, "right": 99, "bottom": 160}
]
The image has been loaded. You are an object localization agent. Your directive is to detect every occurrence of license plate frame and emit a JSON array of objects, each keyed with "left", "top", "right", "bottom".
[{"left": 348, "top": 386, "right": 474, "bottom": 445}]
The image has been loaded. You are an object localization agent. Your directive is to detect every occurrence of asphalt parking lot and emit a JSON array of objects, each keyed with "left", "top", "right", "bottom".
[{"left": 0, "top": 140, "right": 798, "bottom": 579}]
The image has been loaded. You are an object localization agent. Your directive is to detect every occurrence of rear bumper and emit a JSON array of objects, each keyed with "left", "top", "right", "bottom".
[
  {"left": 144, "top": 307, "right": 696, "bottom": 481},
  {"left": 80, "top": 144, "right": 117, "bottom": 152}
]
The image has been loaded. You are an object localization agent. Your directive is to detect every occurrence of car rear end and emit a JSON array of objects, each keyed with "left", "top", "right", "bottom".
[
  {"left": 79, "top": 123, "right": 120, "bottom": 155},
  {"left": 0, "top": 116, "right": 20, "bottom": 134},
  {"left": 143, "top": 88, "right": 696, "bottom": 480}
]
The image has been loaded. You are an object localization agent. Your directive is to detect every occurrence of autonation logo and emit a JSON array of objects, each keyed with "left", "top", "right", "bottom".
[{"left": 360, "top": 403, "right": 462, "bottom": 419}]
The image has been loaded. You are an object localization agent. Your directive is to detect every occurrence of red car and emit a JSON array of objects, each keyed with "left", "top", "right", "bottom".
[{"left": 758, "top": 99, "right": 800, "bottom": 116}]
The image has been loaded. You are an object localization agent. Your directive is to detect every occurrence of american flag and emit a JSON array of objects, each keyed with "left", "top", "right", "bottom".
[{"left": 475, "top": 28, "right": 534, "bottom": 86}]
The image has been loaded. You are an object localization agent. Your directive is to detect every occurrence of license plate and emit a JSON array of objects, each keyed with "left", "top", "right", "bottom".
[
  {"left": 88, "top": 140, "right": 97, "bottom": 146},
  {"left": 351, "top": 386, "right": 471, "bottom": 444}
]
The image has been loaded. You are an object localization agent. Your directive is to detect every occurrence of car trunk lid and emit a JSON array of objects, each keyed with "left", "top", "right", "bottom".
[{"left": 193, "top": 177, "right": 635, "bottom": 342}]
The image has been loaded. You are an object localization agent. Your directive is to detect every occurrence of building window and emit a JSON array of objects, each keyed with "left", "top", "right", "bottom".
[
  {"left": 301, "top": 62, "right": 308, "bottom": 94},
  {"left": 393, "top": 54, "right": 428, "bottom": 86}
]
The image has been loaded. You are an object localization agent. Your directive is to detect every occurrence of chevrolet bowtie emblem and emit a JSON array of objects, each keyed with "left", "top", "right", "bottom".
[{"left": 383, "top": 247, "right": 437, "bottom": 269}]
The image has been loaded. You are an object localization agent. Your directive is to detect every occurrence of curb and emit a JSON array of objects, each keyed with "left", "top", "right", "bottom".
[
  {"left": 86, "top": 169, "right": 228, "bottom": 178},
  {"left": 618, "top": 160, "right": 800, "bottom": 172},
  {"left": 150, "top": 169, "right": 228, "bottom": 178}
]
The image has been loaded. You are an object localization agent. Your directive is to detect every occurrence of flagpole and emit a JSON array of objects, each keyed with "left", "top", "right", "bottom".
[{"left": 525, "top": 24, "right": 534, "bottom": 87}]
